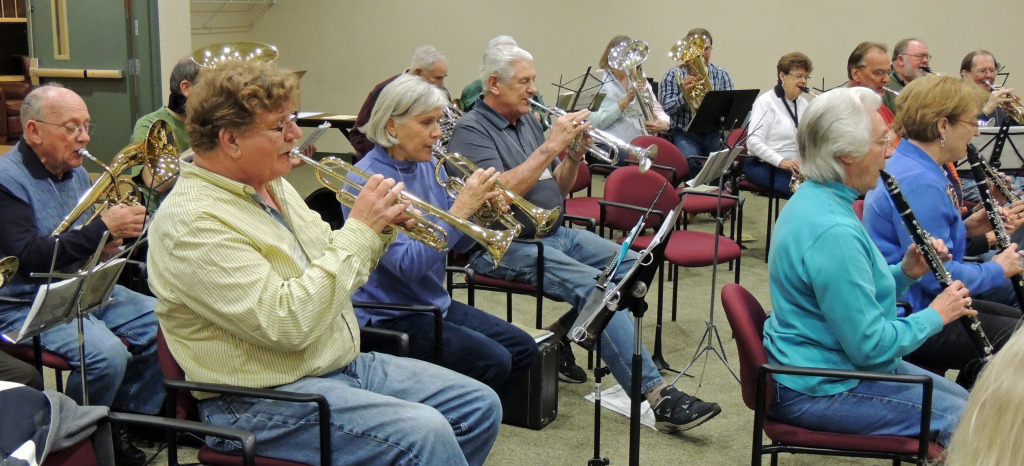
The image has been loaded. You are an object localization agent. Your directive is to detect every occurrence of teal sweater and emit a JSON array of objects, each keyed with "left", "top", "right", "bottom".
[{"left": 762, "top": 180, "right": 944, "bottom": 396}]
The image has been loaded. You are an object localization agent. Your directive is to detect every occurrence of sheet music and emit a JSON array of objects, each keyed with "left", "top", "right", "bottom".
[
  {"left": 5, "top": 278, "right": 80, "bottom": 343},
  {"left": 686, "top": 146, "right": 743, "bottom": 188}
]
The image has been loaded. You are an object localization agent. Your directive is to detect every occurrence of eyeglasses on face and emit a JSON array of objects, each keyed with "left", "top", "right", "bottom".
[
  {"left": 787, "top": 72, "right": 811, "bottom": 80},
  {"left": 902, "top": 53, "right": 932, "bottom": 61},
  {"left": 953, "top": 117, "right": 980, "bottom": 130},
  {"left": 35, "top": 120, "right": 95, "bottom": 137}
]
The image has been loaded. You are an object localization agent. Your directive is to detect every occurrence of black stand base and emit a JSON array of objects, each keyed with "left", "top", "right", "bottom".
[
  {"left": 676, "top": 319, "right": 738, "bottom": 384},
  {"left": 588, "top": 338, "right": 610, "bottom": 466}
]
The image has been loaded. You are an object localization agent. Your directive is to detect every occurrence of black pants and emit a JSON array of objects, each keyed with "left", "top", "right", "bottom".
[
  {"left": 0, "top": 351, "right": 42, "bottom": 390},
  {"left": 905, "top": 299, "right": 1022, "bottom": 388}
]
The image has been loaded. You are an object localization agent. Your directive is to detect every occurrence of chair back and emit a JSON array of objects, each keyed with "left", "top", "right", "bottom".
[
  {"left": 569, "top": 159, "right": 592, "bottom": 196},
  {"left": 602, "top": 166, "right": 676, "bottom": 232},
  {"left": 631, "top": 136, "right": 688, "bottom": 186},
  {"left": 156, "top": 329, "right": 201, "bottom": 422},
  {"left": 305, "top": 187, "right": 345, "bottom": 230},
  {"left": 720, "top": 283, "right": 772, "bottom": 412},
  {"left": 726, "top": 127, "right": 749, "bottom": 152}
]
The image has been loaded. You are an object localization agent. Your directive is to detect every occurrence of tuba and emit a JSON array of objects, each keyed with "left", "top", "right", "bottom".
[
  {"left": 607, "top": 40, "right": 657, "bottom": 135},
  {"left": 51, "top": 121, "right": 179, "bottom": 236},
  {"left": 0, "top": 256, "right": 17, "bottom": 289},
  {"left": 191, "top": 42, "right": 279, "bottom": 69},
  {"left": 669, "top": 32, "right": 713, "bottom": 114},
  {"left": 435, "top": 152, "right": 562, "bottom": 237}
]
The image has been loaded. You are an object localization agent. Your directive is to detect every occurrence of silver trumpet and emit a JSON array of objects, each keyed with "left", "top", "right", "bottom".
[{"left": 528, "top": 98, "right": 657, "bottom": 172}]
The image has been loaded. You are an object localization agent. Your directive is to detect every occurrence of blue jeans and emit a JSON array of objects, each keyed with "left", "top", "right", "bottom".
[
  {"left": 0, "top": 285, "right": 162, "bottom": 413},
  {"left": 671, "top": 129, "right": 724, "bottom": 179},
  {"left": 198, "top": 351, "right": 502, "bottom": 465},
  {"left": 371, "top": 300, "right": 538, "bottom": 411},
  {"left": 743, "top": 158, "right": 793, "bottom": 198},
  {"left": 470, "top": 226, "right": 662, "bottom": 397},
  {"left": 768, "top": 361, "right": 968, "bottom": 446}
]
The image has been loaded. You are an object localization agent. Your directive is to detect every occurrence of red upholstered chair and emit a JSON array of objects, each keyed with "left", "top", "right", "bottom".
[
  {"left": 0, "top": 340, "right": 74, "bottom": 392},
  {"left": 720, "top": 283, "right": 942, "bottom": 465},
  {"left": 853, "top": 199, "right": 865, "bottom": 220},
  {"left": 599, "top": 166, "right": 742, "bottom": 367},
  {"left": 564, "top": 154, "right": 602, "bottom": 229}
]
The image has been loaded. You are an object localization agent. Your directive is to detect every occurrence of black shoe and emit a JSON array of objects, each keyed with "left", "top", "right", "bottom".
[
  {"left": 556, "top": 336, "right": 587, "bottom": 383},
  {"left": 113, "top": 423, "right": 148, "bottom": 466},
  {"left": 651, "top": 386, "right": 721, "bottom": 433}
]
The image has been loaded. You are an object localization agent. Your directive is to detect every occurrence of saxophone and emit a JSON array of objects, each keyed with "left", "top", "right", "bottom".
[
  {"left": 669, "top": 32, "right": 713, "bottom": 114},
  {"left": 879, "top": 170, "right": 994, "bottom": 360}
]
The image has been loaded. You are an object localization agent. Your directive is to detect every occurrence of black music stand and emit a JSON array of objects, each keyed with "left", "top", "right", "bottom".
[
  {"left": 570, "top": 186, "right": 677, "bottom": 466},
  {"left": 685, "top": 89, "right": 758, "bottom": 134}
]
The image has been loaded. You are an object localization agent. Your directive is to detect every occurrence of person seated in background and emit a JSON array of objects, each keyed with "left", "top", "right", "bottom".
[
  {"left": 147, "top": 60, "right": 501, "bottom": 465},
  {"left": 589, "top": 34, "right": 669, "bottom": 164},
  {"left": 743, "top": 52, "right": 813, "bottom": 197},
  {"left": 846, "top": 42, "right": 894, "bottom": 125},
  {"left": 945, "top": 326, "right": 1024, "bottom": 465},
  {"left": 659, "top": 27, "right": 734, "bottom": 178},
  {"left": 349, "top": 45, "right": 450, "bottom": 157},
  {"left": 0, "top": 351, "right": 42, "bottom": 390},
  {"left": 0, "top": 84, "right": 163, "bottom": 466},
  {"left": 764, "top": 86, "right": 972, "bottom": 446},
  {"left": 863, "top": 75, "right": 1023, "bottom": 388},
  {"left": 961, "top": 50, "right": 1019, "bottom": 127},
  {"left": 449, "top": 43, "right": 722, "bottom": 434},
  {"left": 883, "top": 38, "right": 931, "bottom": 114},
  {"left": 460, "top": 35, "right": 550, "bottom": 126},
  {"left": 344, "top": 74, "right": 537, "bottom": 414}
]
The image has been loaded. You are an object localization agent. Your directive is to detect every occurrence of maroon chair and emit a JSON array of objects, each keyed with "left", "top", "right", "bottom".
[
  {"left": 853, "top": 199, "right": 865, "bottom": 220},
  {"left": 599, "top": 166, "right": 742, "bottom": 368},
  {"left": 564, "top": 154, "right": 602, "bottom": 228},
  {"left": 720, "top": 283, "right": 942, "bottom": 465},
  {"left": 0, "top": 340, "right": 74, "bottom": 392}
]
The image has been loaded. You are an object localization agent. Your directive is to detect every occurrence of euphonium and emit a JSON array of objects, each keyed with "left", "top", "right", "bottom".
[
  {"left": 288, "top": 147, "right": 515, "bottom": 263},
  {"left": 434, "top": 102, "right": 464, "bottom": 154},
  {"left": 0, "top": 256, "right": 17, "bottom": 289},
  {"left": 435, "top": 152, "right": 562, "bottom": 237},
  {"left": 191, "top": 42, "right": 279, "bottom": 69},
  {"left": 607, "top": 40, "right": 657, "bottom": 134},
  {"left": 669, "top": 32, "right": 713, "bottom": 114},
  {"left": 51, "top": 120, "right": 179, "bottom": 236},
  {"left": 528, "top": 98, "right": 658, "bottom": 172}
]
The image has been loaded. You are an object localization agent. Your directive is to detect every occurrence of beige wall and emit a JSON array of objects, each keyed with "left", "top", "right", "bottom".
[
  {"left": 157, "top": 0, "right": 192, "bottom": 104},
  {"left": 189, "top": 0, "right": 1024, "bottom": 153}
]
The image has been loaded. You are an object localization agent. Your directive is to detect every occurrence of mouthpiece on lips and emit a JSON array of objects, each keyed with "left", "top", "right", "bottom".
[
  {"left": 799, "top": 86, "right": 810, "bottom": 93},
  {"left": 921, "top": 65, "right": 933, "bottom": 74}
]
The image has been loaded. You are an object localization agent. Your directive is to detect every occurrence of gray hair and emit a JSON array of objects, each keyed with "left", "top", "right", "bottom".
[
  {"left": 20, "top": 83, "right": 68, "bottom": 121},
  {"left": 361, "top": 74, "right": 448, "bottom": 148},
  {"left": 798, "top": 86, "right": 880, "bottom": 184},
  {"left": 487, "top": 35, "right": 517, "bottom": 50},
  {"left": 480, "top": 45, "right": 534, "bottom": 85},
  {"left": 409, "top": 45, "right": 446, "bottom": 72}
]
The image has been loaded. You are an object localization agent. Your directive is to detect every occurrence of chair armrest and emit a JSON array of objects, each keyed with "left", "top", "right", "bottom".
[
  {"left": 897, "top": 301, "right": 914, "bottom": 315},
  {"left": 354, "top": 301, "right": 443, "bottom": 362},
  {"left": 163, "top": 379, "right": 331, "bottom": 466},
  {"left": 679, "top": 188, "right": 743, "bottom": 203},
  {"left": 563, "top": 213, "right": 596, "bottom": 232},
  {"left": 360, "top": 327, "right": 410, "bottom": 356},
  {"left": 107, "top": 412, "right": 257, "bottom": 466},
  {"left": 597, "top": 200, "right": 667, "bottom": 223}
]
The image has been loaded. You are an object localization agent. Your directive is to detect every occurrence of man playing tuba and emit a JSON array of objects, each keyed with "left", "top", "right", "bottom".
[{"left": 660, "top": 28, "right": 734, "bottom": 179}]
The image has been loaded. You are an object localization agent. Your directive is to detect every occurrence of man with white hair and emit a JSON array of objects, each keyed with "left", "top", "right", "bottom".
[
  {"left": 883, "top": 38, "right": 931, "bottom": 114},
  {"left": 349, "top": 45, "right": 450, "bottom": 156},
  {"left": 449, "top": 43, "right": 722, "bottom": 434}
]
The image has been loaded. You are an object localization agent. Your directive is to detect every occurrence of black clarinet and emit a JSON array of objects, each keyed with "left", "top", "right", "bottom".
[
  {"left": 965, "top": 143, "right": 1024, "bottom": 308},
  {"left": 976, "top": 149, "right": 1022, "bottom": 204},
  {"left": 879, "top": 170, "right": 994, "bottom": 360}
]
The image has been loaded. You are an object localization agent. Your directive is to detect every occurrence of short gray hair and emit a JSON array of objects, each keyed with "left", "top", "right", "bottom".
[
  {"left": 487, "top": 35, "right": 517, "bottom": 50},
  {"left": 361, "top": 74, "right": 447, "bottom": 148},
  {"left": 409, "top": 45, "right": 446, "bottom": 72},
  {"left": 20, "top": 83, "right": 68, "bottom": 121},
  {"left": 480, "top": 45, "right": 533, "bottom": 85},
  {"left": 798, "top": 87, "right": 880, "bottom": 184}
]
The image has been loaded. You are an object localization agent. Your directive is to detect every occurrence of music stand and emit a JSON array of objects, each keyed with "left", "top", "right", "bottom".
[
  {"left": 685, "top": 89, "right": 758, "bottom": 134},
  {"left": 570, "top": 185, "right": 677, "bottom": 466}
]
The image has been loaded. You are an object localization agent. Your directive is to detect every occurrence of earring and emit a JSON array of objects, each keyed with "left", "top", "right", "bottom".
[{"left": 940, "top": 138, "right": 945, "bottom": 148}]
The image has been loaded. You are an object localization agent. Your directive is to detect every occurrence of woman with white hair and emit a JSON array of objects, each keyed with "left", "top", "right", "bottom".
[
  {"left": 762, "top": 86, "right": 973, "bottom": 445},
  {"left": 343, "top": 73, "right": 538, "bottom": 413}
]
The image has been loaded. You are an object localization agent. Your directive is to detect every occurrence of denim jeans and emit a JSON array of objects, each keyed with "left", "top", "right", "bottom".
[
  {"left": 671, "top": 129, "right": 724, "bottom": 179},
  {"left": 768, "top": 361, "right": 968, "bottom": 446},
  {"left": 743, "top": 158, "right": 794, "bottom": 198},
  {"left": 470, "top": 226, "right": 662, "bottom": 397},
  {"left": 198, "top": 351, "right": 502, "bottom": 465},
  {"left": 0, "top": 285, "right": 162, "bottom": 413},
  {"left": 371, "top": 300, "right": 538, "bottom": 411}
]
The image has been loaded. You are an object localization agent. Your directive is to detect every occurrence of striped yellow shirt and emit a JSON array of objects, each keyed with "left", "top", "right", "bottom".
[{"left": 148, "top": 160, "right": 394, "bottom": 397}]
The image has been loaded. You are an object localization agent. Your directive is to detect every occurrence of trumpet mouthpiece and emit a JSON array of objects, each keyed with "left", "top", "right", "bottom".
[{"left": 77, "top": 148, "right": 92, "bottom": 158}]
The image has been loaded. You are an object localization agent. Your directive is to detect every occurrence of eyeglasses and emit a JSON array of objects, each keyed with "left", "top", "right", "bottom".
[
  {"left": 873, "top": 133, "right": 892, "bottom": 148},
  {"left": 787, "top": 72, "right": 811, "bottom": 80},
  {"left": 953, "top": 117, "right": 980, "bottom": 129},
  {"left": 971, "top": 68, "right": 998, "bottom": 76},
  {"left": 272, "top": 112, "right": 299, "bottom": 133},
  {"left": 901, "top": 53, "right": 932, "bottom": 61},
  {"left": 858, "top": 66, "right": 888, "bottom": 79},
  {"left": 35, "top": 120, "right": 95, "bottom": 137}
]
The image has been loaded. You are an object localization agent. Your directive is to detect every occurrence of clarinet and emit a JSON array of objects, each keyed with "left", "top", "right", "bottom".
[
  {"left": 964, "top": 144, "right": 1024, "bottom": 307},
  {"left": 977, "top": 152, "right": 1022, "bottom": 204},
  {"left": 879, "top": 170, "right": 994, "bottom": 360}
]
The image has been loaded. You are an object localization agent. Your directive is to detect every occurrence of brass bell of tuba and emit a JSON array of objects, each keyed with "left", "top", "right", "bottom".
[
  {"left": 669, "top": 32, "right": 713, "bottom": 114},
  {"left": 51, "top": 120, "right": 180, "bottom": 236},
  {"left": 0, "top": 256, "right": 17, "bottom": 289},
  {"left": 191, "top": 42, "right": 279, "bottom": 69}
]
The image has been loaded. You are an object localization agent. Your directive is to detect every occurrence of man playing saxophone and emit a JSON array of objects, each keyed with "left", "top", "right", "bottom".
[
  {"left": 659, "top": 28, "right": 734, "bottom": 178},
  {"left": 0, "top": 84, "right": 162, "bottom": 466}
]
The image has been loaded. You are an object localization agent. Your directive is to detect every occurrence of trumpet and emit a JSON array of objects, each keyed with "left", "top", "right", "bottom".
[
  {"left": 51, "top": 121, "right": 179, "bottom": 236},
  {"left": 0, "top": 256, "right": 17, "bottom": 289},
  {"left": 288, "top": 140, "right": 514, "bottom": 263},
  {"left": 435, "top": 152, "right": 562, "bottom": 237},
  {"left": 528, "top": 98, "right": 657, "bottom": 172},
  {"left": 988, "top": 82, "right": 1024, "bottom": 124}
]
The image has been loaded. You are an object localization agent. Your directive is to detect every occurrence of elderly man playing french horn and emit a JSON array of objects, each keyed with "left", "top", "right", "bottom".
[
  {"left": 449, "top": 43, "right": 722, "bottom": 434},
  {"left": 147, "top": 60, "right": 501, "bottom": 465},
  {"left": 0, "top": 84, "right": 162, "bottom": 466}
]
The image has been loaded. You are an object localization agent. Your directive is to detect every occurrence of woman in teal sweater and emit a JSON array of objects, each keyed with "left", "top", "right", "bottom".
[{"left": 762, "top": 86, "right": 975, "bottom": 446}]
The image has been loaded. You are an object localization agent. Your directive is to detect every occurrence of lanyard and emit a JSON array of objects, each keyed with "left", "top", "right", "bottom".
[{"left": 775, "top": 84, "right": 799, "bottom": 128}]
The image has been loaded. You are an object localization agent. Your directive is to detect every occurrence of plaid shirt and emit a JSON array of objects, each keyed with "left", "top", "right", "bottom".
[{"left": 659, "top": 62, "right": 734, "bottom": 132}]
